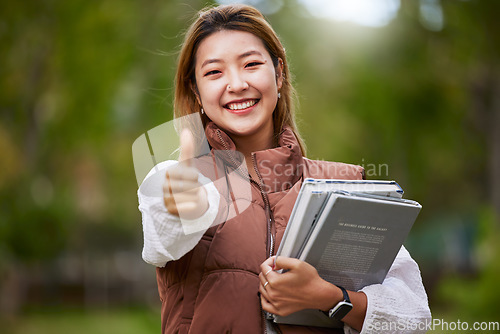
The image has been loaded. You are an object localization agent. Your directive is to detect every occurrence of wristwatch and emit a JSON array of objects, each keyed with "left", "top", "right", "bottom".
[{"left": 323, "top": 285, "right": 353, "bottom": 320}]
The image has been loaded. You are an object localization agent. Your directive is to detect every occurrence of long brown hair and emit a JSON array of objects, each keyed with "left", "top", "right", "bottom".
[{"left": 174, "top": 4, "right": 306, "bottom": 155}]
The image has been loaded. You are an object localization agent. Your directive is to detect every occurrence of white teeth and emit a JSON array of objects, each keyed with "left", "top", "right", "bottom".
[{"left": 227, "top": 100, "right": 256, "bottom": 110}]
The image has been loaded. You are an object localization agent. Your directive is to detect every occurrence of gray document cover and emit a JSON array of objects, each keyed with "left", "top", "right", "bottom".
[
  {"left": 277, "top": 179, "right": 404, "bottom": 260},
  {"left": 273, "top": 191, "right": 421, "bottom": 328}
]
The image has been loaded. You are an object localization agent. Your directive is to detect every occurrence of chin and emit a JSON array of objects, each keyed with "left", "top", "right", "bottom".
[
  {"left": 223, "top": 121, "right": 259, "bottom": 135},
  {"left": 227, "top": 127, "right": 258, "bottom": 137}
]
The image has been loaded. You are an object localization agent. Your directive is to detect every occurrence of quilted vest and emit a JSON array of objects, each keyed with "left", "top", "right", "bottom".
[{"left": 156, "top": 122, "right": 364, "bottom": 334}]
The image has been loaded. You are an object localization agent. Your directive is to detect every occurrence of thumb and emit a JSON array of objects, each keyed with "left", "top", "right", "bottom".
[
  {"left": 178, "top": 128, "right": 195, "bottom": 166},
  {"left": 273, "top": 256, "right": 302, "bottom": 272}
]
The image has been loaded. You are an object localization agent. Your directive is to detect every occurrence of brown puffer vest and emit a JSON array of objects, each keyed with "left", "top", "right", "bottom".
[{"left": 156, "top": 122, "right": 364, "bottom": 334}]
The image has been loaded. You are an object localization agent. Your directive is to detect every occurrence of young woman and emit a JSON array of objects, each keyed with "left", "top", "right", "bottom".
[{"left": 138, "top": 4, "right": 431, "bottom": 334}]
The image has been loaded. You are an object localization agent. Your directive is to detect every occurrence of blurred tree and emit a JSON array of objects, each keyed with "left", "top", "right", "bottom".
[
  {"left": 268, "top": 0, "right": 499, "bottom": 222},
  {"left": 0, "top": 0, "right": 498, "bottom": 320},
  {"left": 0, "top": 0, "right": 212, "bottom": 315}
]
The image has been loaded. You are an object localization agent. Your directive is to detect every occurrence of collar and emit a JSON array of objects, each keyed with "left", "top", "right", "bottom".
[{"left": 205, "top": 122, "right": 304, "bottom": 193}]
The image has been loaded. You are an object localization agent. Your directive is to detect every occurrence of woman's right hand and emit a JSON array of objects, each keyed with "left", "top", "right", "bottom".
[{"left": 163, "top": 129, "right": 208, "bottom": 220}]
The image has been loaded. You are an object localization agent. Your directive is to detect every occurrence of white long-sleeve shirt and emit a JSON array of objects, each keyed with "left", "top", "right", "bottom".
[
  {"left": 138, "top": 160, "right": 220, "bottom": 267},
  {"left": 138, "top": 164, "right": 431, "bottom": 333},
  {"left": 344, "top": 246, "right": 432, "bottom": 333}
]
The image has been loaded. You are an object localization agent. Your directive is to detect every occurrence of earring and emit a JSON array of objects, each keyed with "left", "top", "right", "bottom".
[
  {"left": 201, "top": 108, "right": 204, "bottom": 114},
  {"left": 278, "top": 92, "right": 281, "bottom": 99}
]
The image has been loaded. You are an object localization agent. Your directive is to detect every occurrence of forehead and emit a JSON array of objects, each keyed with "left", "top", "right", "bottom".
[{"left": 195, "top": 30, "right": 271, "bottom": 65}]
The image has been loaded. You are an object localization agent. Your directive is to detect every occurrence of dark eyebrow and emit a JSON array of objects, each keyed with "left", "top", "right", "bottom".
[
  {"left": 200, "top": 50, "right": 264, "bottom": 69},
  {"left": 238, "top": 50, "right": 263, "bottom": 59},
  {"left": 201, "top": 58, "right": 222, "bottom": 69}
]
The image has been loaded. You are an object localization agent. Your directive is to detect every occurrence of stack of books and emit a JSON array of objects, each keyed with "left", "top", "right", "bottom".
[{"left": 271, "top": 179, "right": 421, "bottom": 328}]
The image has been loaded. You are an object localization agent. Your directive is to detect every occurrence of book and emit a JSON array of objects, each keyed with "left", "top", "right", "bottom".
[
  {"left": 277, "top": 179, "right": 404, "bottom": 259},
  {"left": 272, "top": 180, "right": 421, "bottom": 328}
]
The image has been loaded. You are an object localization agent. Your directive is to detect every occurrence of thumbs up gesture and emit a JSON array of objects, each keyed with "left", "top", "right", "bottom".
[{"left": 163, "top": 129, "right": 209, "bottom": 220}]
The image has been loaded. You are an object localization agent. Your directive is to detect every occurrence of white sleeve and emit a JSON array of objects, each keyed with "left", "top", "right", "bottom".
[
  {"left": 344, "top": 246, "right": 432, "bottom": 334},
  {"left": 138, "top": 161, "right": 220, "bottom": 267}
]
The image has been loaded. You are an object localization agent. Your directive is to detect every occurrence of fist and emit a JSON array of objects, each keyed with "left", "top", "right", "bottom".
[{"left": 163, "top": 129, "right": 208, "bottom": 220}]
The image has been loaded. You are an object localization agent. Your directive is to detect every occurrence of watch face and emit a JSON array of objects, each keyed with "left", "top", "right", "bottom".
[{"left": 330, "top": 301, "right": 353, "bottom": 320}]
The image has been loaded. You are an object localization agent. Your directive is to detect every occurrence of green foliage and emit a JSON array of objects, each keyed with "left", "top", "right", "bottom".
[
  {"left": 436, "top": 207, "right": 500, "bottom": 321},
  {"left": 267, "top": 0, "right": 496, "bottom": 220},
  {"left": 0, "top": 0, "right": 208, "bottom": 263},
  {"left": 2, "top": 307, "right": 159, "bottom": 334},
  {"left": 0, "top": 0, "right": 499, "bottom": 321}
]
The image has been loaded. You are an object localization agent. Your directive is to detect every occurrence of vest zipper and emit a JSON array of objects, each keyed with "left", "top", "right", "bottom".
[
  {"left": 214, "top": 129, "right": 276, "bottom": 258},
  {"left": 251, "top": 152, "right": 279, "bottom": 334},
  {"left": 215, "top": 129, "right": 249, "bottom": 177},
  {"left": 215, "top": 129, "right": 277, "bottom": 333},
  {"left": 251, "top": 152, "right": 276, "bottom": 258}
]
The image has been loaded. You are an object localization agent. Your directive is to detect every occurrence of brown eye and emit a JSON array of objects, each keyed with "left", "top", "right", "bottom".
[
  {"left": 204, "top": 70, "right": 221, "bottom": 76},
  {"left": 246, "top": 62, "right": 263, "bottom": 68}
]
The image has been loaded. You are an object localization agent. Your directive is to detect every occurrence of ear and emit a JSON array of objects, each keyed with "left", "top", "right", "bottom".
[
  {"left": 276, "top": 57, "right": 284, "bottom": 90},
  {"left": 190, "top": 82, "right": 202, "bottom": 106}
]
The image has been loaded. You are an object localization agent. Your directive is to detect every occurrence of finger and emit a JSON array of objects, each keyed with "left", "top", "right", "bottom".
[
  {"left": 259, "top": 272, "right": 268, "bottom": 287},
  {"left": 175, "top": 202, "right": 199, "bottom": 214},
  {"left": 273, "top": 256, "right": 301, "bottom": 272},
  {"left": 166, "top": 165, "right": 199, "bottom": 182},
  {"left": 165, "top": 171, "right": 174, "bottom": 196},
  {"left": 166, "top": 190, "right": 201, "bottom": 204},
  {"left": 163, "top": 172, "right": 178, "bottom": 215},
  {"left": 164, "top": 191, "right": 198, "bottom": 212},
  {"left": 262, "top": 256, "right": 286, "bottom": 283},
  {"left": 163, "top": 182, "right": 199, "bottom": 203},
  {"left": 164, "top": 197, "right": 178, "bottom": 215},
  {"left": 178, "top": 128, "right": 195, "bottom": 166},
  {"left": 260, "top": 292, "right": 278, "bottom": 315},
  {"left": 260, "top": 256, "right": 275, "bottom": 273},
  {"left": 167, "top": 179, "right": 202, "bottom": 193},
  {"left": 170, "top": 192, "right": 200, "bottom": 203},
  {"left": 260, "top": 291, "right": 272, "bottom": 308},
  {"left": 164, "top": 201, "right": 198, "bottom": 217},
  {"left": 259, "top": 283, "right": 272, "bottom": 303}
]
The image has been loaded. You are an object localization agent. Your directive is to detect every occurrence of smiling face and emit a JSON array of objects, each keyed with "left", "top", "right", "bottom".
[{"left": 194, "top": 29, "right": 283, "bottom": 144}]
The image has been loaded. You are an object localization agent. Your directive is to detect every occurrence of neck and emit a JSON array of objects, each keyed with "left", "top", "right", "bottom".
[
  {"left": 230, "top": 130, "right": 276, "bottom": 162},
  {"left": 228, "top": 126, "right": 276, "bottom": 182}
]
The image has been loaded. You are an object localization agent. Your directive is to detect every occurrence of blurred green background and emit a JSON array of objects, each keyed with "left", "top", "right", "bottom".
[{"left": 1, "top": 0, "right": 499, "bottom": 332}]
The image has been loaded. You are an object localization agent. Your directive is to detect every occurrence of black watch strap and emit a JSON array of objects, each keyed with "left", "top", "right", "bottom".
[
  {"left": 338, "top": 285, "right": 351, "bottom": 303},
  {"left": 321, "top": 285, "right": 353, "bottom": 320}
]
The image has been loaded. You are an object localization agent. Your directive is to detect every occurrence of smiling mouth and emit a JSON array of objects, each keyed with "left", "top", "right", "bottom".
[{"left": 224, "top": 99, "right": 259, "bottom": 111}]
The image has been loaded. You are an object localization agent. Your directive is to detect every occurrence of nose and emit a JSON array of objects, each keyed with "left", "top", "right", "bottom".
[{"left": 227, "top": 71, "right": 248, "bottom": 93}]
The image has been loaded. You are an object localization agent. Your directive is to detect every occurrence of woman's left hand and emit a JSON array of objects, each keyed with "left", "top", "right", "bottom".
[{"left": 258, "top": 256, "right": 340, "bottom": 317}]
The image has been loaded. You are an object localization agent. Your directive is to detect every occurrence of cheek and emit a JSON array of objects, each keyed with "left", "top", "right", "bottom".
[
  {"left": 258, "top": 70, "right": 279, "bottom": 91},
  {"left": 198, "top": 82, "right": 224, "bottom": 106}
]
